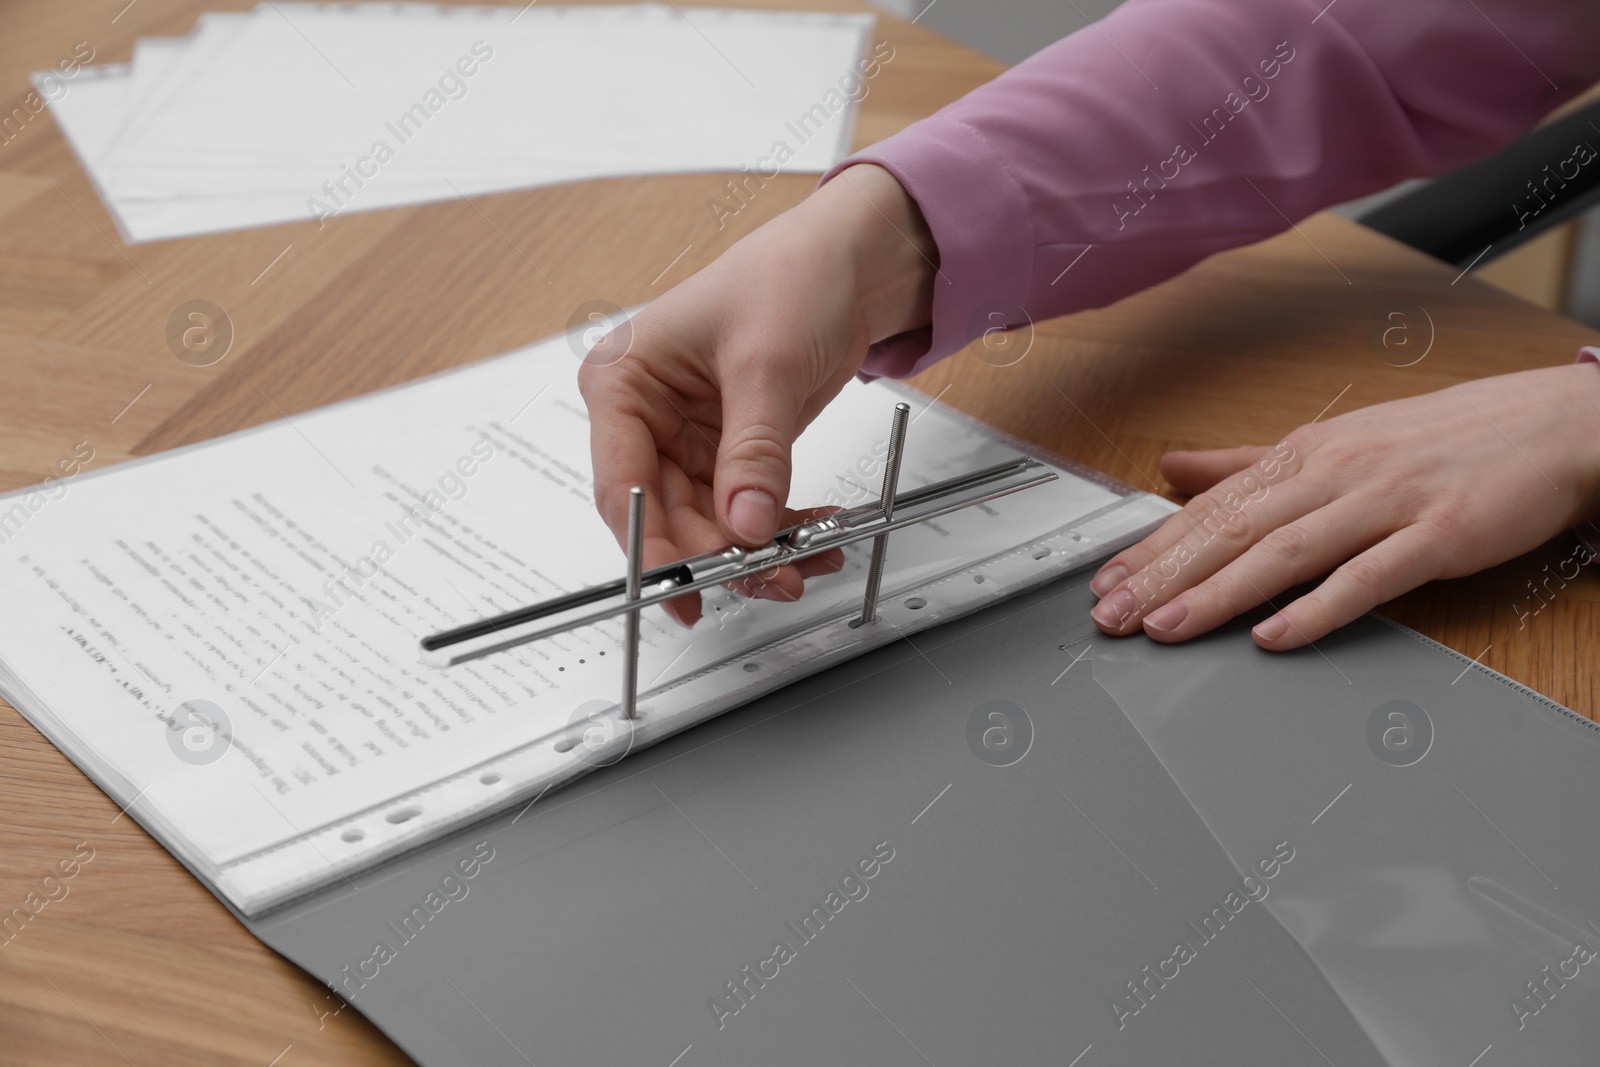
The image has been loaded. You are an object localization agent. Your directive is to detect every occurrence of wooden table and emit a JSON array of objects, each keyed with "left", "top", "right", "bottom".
[{"left": 1, "top": 2, "right": 1595, "bottom": 1064}]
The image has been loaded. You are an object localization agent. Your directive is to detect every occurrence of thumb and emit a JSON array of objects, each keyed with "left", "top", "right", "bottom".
[
  {"left": 715, "top": 372, "right": 801, "bottom": 545},
  {"left": 1159, "top": 444, "right": 1271, "bottom": 496}
]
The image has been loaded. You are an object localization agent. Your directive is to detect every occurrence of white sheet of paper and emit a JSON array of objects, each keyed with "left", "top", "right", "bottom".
[
  {"left": 0, "top": 322, "right": 1172, "bottom": 914},
  {"left": 40, "top": 3, "right": 879, "bottom": 243}
]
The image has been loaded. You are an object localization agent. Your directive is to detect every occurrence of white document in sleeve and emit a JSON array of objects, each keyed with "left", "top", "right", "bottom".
[{"left": 0, "top": 324, "right": 1174, "bottom": 915}]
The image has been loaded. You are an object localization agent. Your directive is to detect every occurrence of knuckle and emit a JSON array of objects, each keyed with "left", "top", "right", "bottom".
[
  {"left": 721, "top": 421, "right": 789, "bottom": 471},
  {"left": 610, "top": 352, "right": 656, "bottom": 392},
  {"left": 1133, "top": 546, "right": 1185, "bottom": 591},
  {"left": 1259, "top": 429, "right": 1308, "bottom": 473},
  {"left": 1181, "top": 490, "right": 1225, "bottom": 519},
  {"left": 1414, "top": 510, "right": 1467, "bottom": 552},
  {"left": 1180, "top": 574, "right": 1228, "bottom": 616},
  {"left": 1258, "top": 522, "right": 1315, "bottom": 568},
  {"left": 1189, "top": 492, "right": 1256, "bottom": 549},
  {"left": 1278, "top": 423, "right": 1323, "bottom": 458},
  {"left": 1114, "top": 555, "right": 1158, "bottom": 591},
  {"left": 575, "top": 361, "right": 600, "bottom": 399},
  {"left": 1318, "top": 440, "right": 1380, "bottom": 479},
  {"left": 579, "top": 352, "right": 638, "bottom": 400},
  {"left": 1116, "top": 533, "right": 1169, "bottom": 574},
  {"left": 1203, "top": 560, "right": 1262, "bottom": 614},
  {"left": 1334, "top": 553, "right": 1388, "bottom": 600},
  {"left": 1124, "top": 569, "right": 1168, "bottom": 607},
  {"left": 1175, "top": 494, "right": 1222, "bottom": 536}
]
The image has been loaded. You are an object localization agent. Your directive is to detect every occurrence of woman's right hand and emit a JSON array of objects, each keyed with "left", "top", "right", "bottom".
[{"left": 578, "top": 163, "right": 937, "bottom": 626}]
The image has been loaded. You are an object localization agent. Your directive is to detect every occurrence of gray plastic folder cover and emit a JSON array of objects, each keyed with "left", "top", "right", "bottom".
[{"left": 247, "top": 576, "right": 1600, "bottom": 1066}]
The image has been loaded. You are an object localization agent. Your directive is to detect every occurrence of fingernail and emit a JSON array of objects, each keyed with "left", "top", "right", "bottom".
[
  {"left": 1090, "top": 563, "right": 1128, "bottom": 597},
  {"left": 1143, "top": 600, "right": 1187, "bottom": 633},
  {"left": 1253, "top": 614, "right": 1289, "bottom": 643},
  {"left": 1091, "top": 589, "right": 1138, "bottom": 628},
  {"left": 728, "top": 489, "right": 777, "bottom": 543}
]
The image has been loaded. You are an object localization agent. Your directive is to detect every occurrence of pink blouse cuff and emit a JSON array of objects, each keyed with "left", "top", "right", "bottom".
[
  {"left": 1574, "top": 347, "right": 1600, "bottom": 559},
  {"left": 819, "top": 119, "right": 1036, "bottom": 383}
]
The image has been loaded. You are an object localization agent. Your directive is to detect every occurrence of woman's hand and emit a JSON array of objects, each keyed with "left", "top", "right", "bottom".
[
  {"left": 1088, "top": 363, "right": 1600, "bottom": 649},
  {"left": 578, "top": 164, "right": 936, "bottom": 626}
]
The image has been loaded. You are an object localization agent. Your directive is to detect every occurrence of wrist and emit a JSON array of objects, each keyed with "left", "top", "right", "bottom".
[{"left": 804, "top": 163, "right": 937, "bottom": 345}]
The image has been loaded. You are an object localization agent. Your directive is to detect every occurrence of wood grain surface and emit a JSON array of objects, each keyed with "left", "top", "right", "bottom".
[{"left": 1, "top": 2, "right": 1596, "bottom": 1065}]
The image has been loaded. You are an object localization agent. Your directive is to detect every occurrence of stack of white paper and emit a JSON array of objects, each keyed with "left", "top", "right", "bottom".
[{"left": 39, "top": 3, "right": 879, "bottom": 243}]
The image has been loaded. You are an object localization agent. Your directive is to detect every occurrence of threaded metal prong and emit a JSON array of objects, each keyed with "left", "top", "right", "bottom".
[
  {"left": 855, "top": 402, "right": 910, "bottom": 626},
  {"left": 622, "top": 486, "right": 645, "bottom": 718}
]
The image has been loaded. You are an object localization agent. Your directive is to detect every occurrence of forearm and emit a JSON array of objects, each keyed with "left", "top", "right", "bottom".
[{"left": 827, "top": 0, "right": 1600, "bottom": 379}]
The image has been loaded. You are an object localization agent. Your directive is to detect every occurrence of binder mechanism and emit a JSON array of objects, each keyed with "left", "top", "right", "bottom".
[
  {"left": 210, "top": 384, "right": 1172, "bottom": 917},
  {"left": 421, "top": 403, "right": 1059, "bottom": 724}
]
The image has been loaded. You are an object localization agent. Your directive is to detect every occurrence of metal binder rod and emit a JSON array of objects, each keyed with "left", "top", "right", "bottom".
[
  {"left": 853, "top": 401, "right": 910, "bottom": 628},
  {"left": 420, "top": 407, "right": 1060, "bottom": 711}
]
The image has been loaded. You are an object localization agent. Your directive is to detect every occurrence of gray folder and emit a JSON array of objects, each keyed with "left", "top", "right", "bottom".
[{"left": 240, "top": 568, "right": 1600, "bottom": 1066}]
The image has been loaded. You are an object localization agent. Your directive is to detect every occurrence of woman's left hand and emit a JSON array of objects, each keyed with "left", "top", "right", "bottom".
[{"left": 1087, "top": 362, "right": 1600, "bottom": 649}]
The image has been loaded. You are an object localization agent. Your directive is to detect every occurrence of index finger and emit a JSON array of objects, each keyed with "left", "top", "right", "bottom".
[
  {"left": 582, "top": 364, "right": 713, "bottom": 624},
  {"left": 584, "top": 367, "right": 671, "bottom": 545}
]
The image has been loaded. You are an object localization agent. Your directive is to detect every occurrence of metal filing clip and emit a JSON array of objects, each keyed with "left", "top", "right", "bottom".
[{"left": 420, "top": 403, "right": 1059, "bottom": 721}]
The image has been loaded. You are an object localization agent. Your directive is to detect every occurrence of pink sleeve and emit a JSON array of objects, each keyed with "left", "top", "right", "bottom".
[{"left": 828, "top": 0, "right": 1600, "bottom": 379}]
